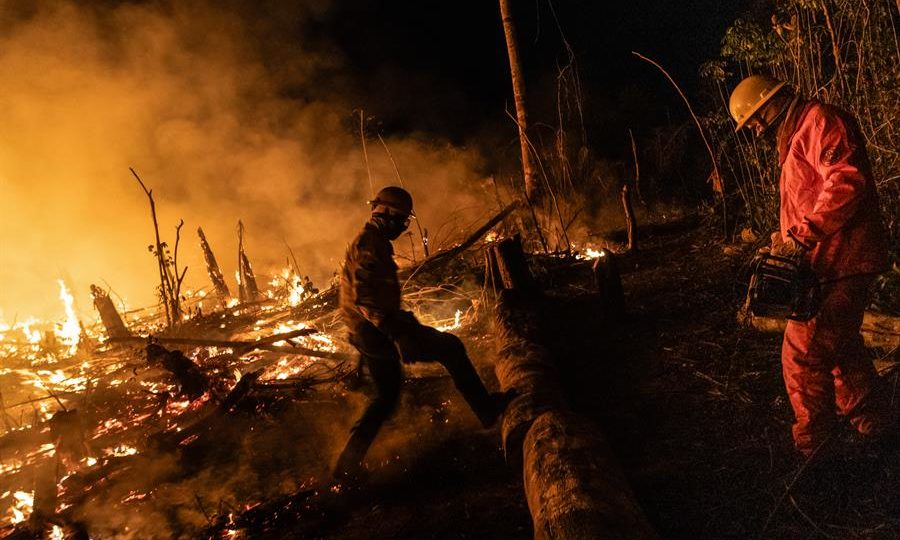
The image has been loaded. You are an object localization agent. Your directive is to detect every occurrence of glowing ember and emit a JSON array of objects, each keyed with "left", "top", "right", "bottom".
[
  {"left": 8, "top": 491, "right": 34, "bottom": 525},
  {"left": 435, "top": 309, "right": 464, "bottom": 332},
  {"left": 106, "top": 444, "right": 138, "bottom": 457},
  {"left": 269, "top": 268, "right": 309, "bottom": 307},
  {"left": 50, "top": 525, "right": 64, "bottom": 540}
]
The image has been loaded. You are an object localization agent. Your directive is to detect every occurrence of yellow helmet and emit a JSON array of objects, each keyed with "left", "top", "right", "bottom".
[{"left": 729, "top": 75, "right": 787, "bottom": 132}]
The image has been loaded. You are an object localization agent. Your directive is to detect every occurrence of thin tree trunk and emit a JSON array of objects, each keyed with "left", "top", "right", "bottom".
[
  {"left": 130, "top": 168, "right": 174, "bottom": 328},
  {"left": 620, "top": 184, "right": 637, "bottom": 252},
  {"left": 628, "top": 128, "right": 644, "bottom": 205},
  {"left": 499, "top": 0, "right": 537, "bottom": 200}
]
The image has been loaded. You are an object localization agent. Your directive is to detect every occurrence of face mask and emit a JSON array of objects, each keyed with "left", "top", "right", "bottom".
[{"left": 372, "top": 213, "right": 410, "bottom": 240}]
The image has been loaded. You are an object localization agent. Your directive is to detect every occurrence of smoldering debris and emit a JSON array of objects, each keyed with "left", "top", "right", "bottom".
[{"left": 0, "top": 205, "right": 555, "bottom": 539}]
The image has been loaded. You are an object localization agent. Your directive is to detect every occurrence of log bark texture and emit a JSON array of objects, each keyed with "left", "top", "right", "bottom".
[
  {"left": 491, "top": 236, "right": 656, "bottom": 539},
  {"left": 524, "top": 411, "right": 657, "bottom": 540}
]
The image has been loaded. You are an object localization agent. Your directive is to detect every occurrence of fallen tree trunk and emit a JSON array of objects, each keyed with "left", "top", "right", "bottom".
[
  {"left": 743, "top": 310, "right": 900, "bottom": 349},
  {"left": 524, "top": 411, "right": 658, "bottom": 540},
  {"left": 491, "top": 236, "right": 656, "bottom": 540}
]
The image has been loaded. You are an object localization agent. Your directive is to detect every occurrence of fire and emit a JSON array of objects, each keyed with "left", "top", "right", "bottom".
[
  {"left": 106, "top": 445, "right": 138, "bottom": 457},
  {"left": 435, "top": 309, "right": 464, "bottom": 332},
  {"left": 268, "top": 268, "right": 310, "bottom": 307},
  {"left": 7, "top": 491, "right": 34, "bottom": 525},
  {"left": 55, "top": 280, "right": 81, "bottom": 355}
]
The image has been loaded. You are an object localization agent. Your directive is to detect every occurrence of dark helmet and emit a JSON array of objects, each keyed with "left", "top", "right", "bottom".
[{"left": 369, "top": 186, "right": 414, "bottom": 217}]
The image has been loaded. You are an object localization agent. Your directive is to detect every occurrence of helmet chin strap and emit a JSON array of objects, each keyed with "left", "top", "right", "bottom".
[{"left": 757, "top": 97, "right": 790, "bottom": 135}]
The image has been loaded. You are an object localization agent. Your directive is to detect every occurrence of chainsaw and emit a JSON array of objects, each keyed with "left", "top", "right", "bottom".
[{"left": 747, "top": 252, "right": 821, "bottom": 321}]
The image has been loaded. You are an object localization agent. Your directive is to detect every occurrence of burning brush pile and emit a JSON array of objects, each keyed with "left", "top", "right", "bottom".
[{"left": 0, "top": 210, "right": 547, "bottom": 539}]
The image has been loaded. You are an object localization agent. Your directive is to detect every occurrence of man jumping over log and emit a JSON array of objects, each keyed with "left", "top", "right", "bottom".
[{"left": 333, "top": 186, "right": 514, "bottom": 481}]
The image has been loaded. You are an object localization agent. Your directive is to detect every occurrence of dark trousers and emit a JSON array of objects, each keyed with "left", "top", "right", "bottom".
[{"left": 335, "top": 320, "right": 493, "bottom": 474}]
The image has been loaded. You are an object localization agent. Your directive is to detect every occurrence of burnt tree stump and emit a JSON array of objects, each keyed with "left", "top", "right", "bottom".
[
  {"left": 90, "top": 285, "right": 130, "bottom": 339},
  {"left": 198, "top": 226, "right": 231, "bottom": 306}
]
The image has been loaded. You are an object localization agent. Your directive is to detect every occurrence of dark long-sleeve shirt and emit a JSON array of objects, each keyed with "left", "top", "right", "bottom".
[{"left": 339, "top": 222, "right": 402, "bottom": 334}]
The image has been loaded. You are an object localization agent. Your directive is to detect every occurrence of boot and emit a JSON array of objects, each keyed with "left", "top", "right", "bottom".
[{"left": 332, "top": 430, "right": 373, "bottom": 483}]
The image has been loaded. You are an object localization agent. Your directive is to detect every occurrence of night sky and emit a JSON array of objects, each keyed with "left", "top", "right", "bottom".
[{"left": 289, "top": 0, "right": 754, "bottom": 155}]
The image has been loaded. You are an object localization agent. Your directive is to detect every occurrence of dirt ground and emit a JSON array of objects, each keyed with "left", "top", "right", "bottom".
[{"left": 240, "top": 219, "right": 898, "bottom": 539}]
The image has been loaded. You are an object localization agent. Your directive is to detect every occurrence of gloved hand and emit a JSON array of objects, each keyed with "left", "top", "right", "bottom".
[
  {"left": 392, "top": 332, "right": 421, "bottom": 364},
  {"left": 770, "top": 232, "right": 807, "bottom": 258}
]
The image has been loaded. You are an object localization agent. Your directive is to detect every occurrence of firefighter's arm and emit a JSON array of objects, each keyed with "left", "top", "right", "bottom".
[{"left": 787, "top": 112, "right": 867, "bottom": 246}]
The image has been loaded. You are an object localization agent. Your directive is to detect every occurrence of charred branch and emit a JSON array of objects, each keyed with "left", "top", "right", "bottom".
[
  {"left": 108, "top": 329, "right": 351, "bottom": 362},
  {"left": 197, "top": 227, "right": 231, "bottom": 306},
  {"left": 146, "top": 343, "right": 209, "bottom": 400},
  {"left": 237, "top": 220, "right": 262, "bottom": 303},
  {"left": 90, "top": 284, "right": 130, "bottom": 339}
]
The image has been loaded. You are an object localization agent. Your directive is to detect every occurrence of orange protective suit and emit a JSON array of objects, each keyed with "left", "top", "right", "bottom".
[{"left": 776, "top": 98, "right": 889, "bottom": 455}]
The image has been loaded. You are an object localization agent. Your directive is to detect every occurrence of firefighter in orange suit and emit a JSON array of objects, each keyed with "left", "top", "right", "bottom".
[
  {"left": 334, "top": 186, "right": 513, "bottom": 480},
  {"left": 730, "top": 75, "right": 891, "bottom": 457}
]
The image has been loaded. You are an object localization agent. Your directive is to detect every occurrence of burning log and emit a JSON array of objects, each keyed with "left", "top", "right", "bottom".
[
  {"left": 197, "top": 227, "right": 231, "bottom": 306},
  {"left": 237, "top": 220, "right": 262, "bottom": 303},
  {"left": 90, "top": 285, "right": 130, "bottom": 339},
  {"left": 146, "top": 343, "right": 209, "bottom": 400},
  {"left": 491, "top": 236, "right": 656, "bottom": 539}
]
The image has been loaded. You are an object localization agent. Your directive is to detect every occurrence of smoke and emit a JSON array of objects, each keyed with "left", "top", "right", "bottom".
[{"left": 0, "top": 0, "right": 493, "bottom": 321}]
